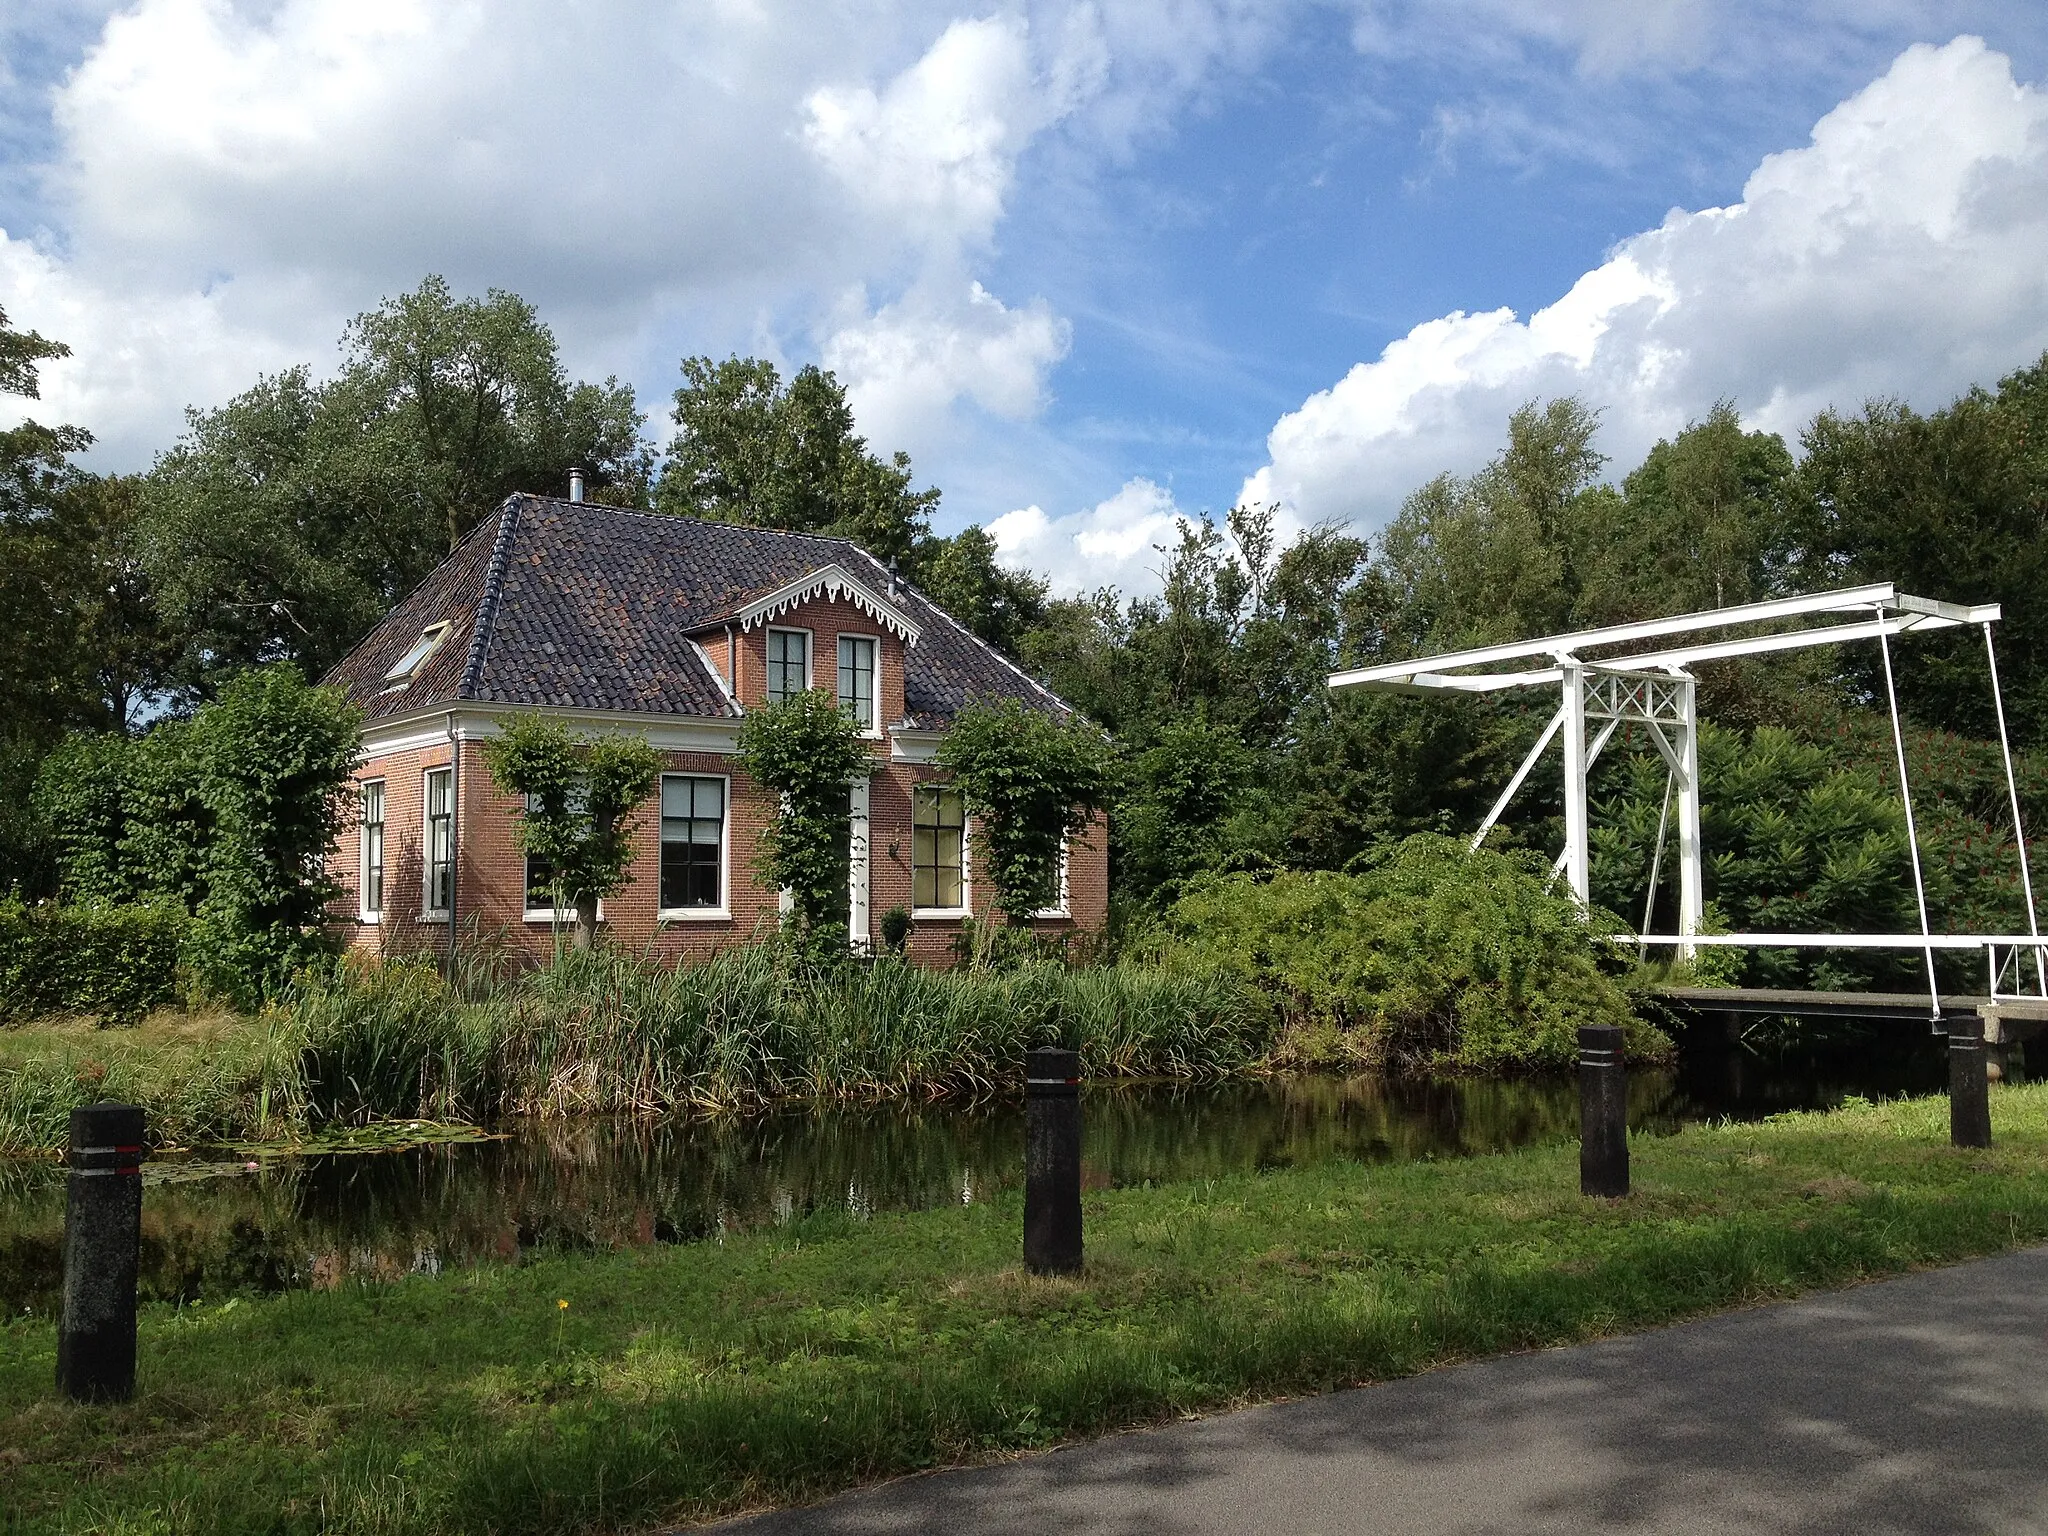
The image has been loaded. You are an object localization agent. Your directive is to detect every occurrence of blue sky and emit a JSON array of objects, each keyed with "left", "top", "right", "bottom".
[{"left": 4, "top": 2, "right": 2047, "bottom": 593}]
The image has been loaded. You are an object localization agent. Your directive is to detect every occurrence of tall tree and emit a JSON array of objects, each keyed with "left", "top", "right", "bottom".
[
  {"left": 140, "top": 276, "right": 647, "bottom": 681},
  {"left": 658, "top": 354, "right": 1045, "bottom": 653},
  {"left": 340, "top": 275, "right": 647, "bottom": 553},
  {"left": 0, "top": 307, "right": 150, "bottom": 893},
  {"left": 658, "top": 356, "right": 936, "bottom": 560},
  {"left": 1573, "top": 401, "right": 1795, "bottom": 624},
  {"left": 1793, "top": 353, "right": 2048, "bottom": 745}
]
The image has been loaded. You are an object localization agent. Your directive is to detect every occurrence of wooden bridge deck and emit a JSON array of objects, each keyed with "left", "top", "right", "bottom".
[{"left": 1655, "top": 986, "right": 1984, "bottom": 1022}]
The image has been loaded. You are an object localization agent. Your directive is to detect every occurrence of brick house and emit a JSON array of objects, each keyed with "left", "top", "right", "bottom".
[{"left": 320, "top": 492, "right": 1105, "bottom": 965}]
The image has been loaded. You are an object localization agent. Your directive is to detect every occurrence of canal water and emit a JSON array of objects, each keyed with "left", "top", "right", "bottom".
[{"left": 0, "top": 1031, "right": 1949, "bottom": 1314}]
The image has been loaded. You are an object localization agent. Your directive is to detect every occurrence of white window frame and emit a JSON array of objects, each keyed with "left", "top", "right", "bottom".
[
  {"left": 1034, "top": 841, "right": 1071, "bottom": 920},
  {"left": 521, "top": 791, "right": 604, "bottom": 925},
  {"left": 836, "top": 632, "right": 882, "bottom": 737},
  {"left": 421, "top": 767, "right": 454, "bottom": 920},
  {"left": 765, "top": 627, "right": 812, "bottom": 703},
  {"left": 656, "top": 772, "right": 732, "bottom": 922},
  {"left": 911, "top": 783, "right": 972, "bottom": 919},
  {"left": 358, "top": 778, "right": 386, "bottom": 923}
]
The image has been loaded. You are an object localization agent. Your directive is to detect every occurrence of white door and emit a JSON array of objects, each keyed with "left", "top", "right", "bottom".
[{"left": 847, "top": 777, "right": 871, "bottom": 952}]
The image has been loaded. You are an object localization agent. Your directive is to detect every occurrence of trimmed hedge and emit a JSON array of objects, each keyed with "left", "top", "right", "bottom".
[{"left": 0, "top": 899, "right": 186, "bottom": 1026}]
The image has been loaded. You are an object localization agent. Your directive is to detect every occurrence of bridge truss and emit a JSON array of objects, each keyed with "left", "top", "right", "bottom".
[{"left": 1327, "top": 583, "right": 2040, "bottom": 1020}]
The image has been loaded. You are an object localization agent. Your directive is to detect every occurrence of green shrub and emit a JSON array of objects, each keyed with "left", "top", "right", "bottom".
[
  {"left": 1155, "top": 834, "right": 1669, "bottom": 1074},
  {"left": 0, "top": 898, "right": 187, "bottom": 1025},
  {"left": 1592, "top": 725, "right": 1920, "bottom": 991},
  {"left": 28, "top": 667, "right": 362, "bottom": 1008}
]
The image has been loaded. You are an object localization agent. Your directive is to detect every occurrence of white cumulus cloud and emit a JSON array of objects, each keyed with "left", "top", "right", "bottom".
[
  {"left": 1243, "top": 36, "right": 2048, "bottom": 529},
  {"left": 990, "top": 476, "right": 1188, "bottom": 596},
  {"left": 0, "top": 0, "right": 1261, "bottom": 470}
]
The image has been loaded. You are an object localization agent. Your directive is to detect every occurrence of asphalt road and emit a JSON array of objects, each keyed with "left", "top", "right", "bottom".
[{"left": 711, "top": 1245, "right": 2048, "bottom": 1534}]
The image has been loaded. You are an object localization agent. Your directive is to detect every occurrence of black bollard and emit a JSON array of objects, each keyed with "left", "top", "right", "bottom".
[
  {"left": 1578, "top": 1025, "right": 1629, "bottom": 1198},
  {"left": 1949, "top": 1015, "right": 1993, "bottom": 1150},
  {"left": 57, "top": 1102, "right": 146, "bottom": 1403},
  {"left": 1024, "top": 1047, "right": 1083, "bottom": 1276}
]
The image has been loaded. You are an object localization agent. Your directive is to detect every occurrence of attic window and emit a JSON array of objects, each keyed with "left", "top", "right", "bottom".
[{"left": 382, "top": 623, "right": 452, "bottom": 690}]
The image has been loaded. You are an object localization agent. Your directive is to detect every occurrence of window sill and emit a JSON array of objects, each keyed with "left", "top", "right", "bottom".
[
  {"left": 418, "top": 912, "right": 449, "bottom": 924},
  {"left": 912, "top": 908, "right": 972, "bottom": 921},
  {"left": 524, "top": 912, "right": 599, "bottom": 925},
  {"left": 358, "top": 912, "right": 382, "bottom": 926},
  {"left": 659, "top": 909, "right": 732, "bottom": 923}
]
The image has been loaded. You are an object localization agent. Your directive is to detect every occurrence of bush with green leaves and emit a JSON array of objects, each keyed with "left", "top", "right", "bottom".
[
  {"left": 1155, "top": 834, "right": 1668, "bottom": 1074},
  {"left": 31, "top": 733, "right": 132, "bottom": 902},
  {"left": 182, "top": 668, "right": 365, "bottom": 1005},
  {"left": 481, "top": 719, "right": 661, "bottom": 951},
  {"left": 734, "top": 690, "right": 871, "bottom": 954},
  {"left": 0, "top": 898, "right": 186, "bottom": 1025},
  {"left": 28, "top": 666, "right": 361, "bottom": 1007},
  {"left": 1590, "top": 724, "right": 1920, "bottom": 991},
  {"left": 937, "top": 698, "right": 1113, "bottom": 924}
]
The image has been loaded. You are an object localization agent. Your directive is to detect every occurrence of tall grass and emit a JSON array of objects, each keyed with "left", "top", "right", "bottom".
[{"left": 0, "top": 947, "right": 1259, "bottom": 1150}]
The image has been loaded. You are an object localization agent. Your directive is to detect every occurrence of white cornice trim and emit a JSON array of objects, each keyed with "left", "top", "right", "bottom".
[
  {"left": 732, "top": 563, "right": 922, "bottom": 644},
  {"left": 360, "top": 704, "right": 744, "bottom": 759},
  {"left": 889, "top": 728, "right": 946, "bottom": 764}
]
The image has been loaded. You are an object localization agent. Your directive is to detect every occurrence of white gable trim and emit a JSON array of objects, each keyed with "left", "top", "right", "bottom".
[{"left": 733, "top": 563, "right": 922, "bottom": 644}]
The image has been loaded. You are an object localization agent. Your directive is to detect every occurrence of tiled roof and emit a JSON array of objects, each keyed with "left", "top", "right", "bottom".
[{"left": 323, "top": 494, "right": 1070, "bottom": 728}]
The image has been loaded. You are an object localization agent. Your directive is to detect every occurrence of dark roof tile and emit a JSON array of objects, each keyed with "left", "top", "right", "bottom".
[{"left": 322, "top": 495, "right": 1069, "bottom": 728}]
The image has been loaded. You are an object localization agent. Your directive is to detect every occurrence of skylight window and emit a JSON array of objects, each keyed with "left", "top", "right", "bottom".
[{"left": 383, "top": 623, "right": 452, "bottom": 689}]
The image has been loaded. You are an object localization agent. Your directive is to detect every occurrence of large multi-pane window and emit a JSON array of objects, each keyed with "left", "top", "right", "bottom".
[
  {"left": 837, "top": 635, "right": 878, "bottom": 730},
  {"left": 766, "top": 629, "right": 810, "bottom": 703},
  {"left": 359, "top": 780, "right": 385, "bottom": 918},
  {"left": 424, "top": 768, "right": 454, "bottom": 915},
  {"left": 659, "top": 775, "right": 726, "bottom": 912},
  {"left": 523, "top": 791, "right": 574, "bottom": 917},
  {"left": 913, "top": 785, "right": 966, "bottom": 911}
]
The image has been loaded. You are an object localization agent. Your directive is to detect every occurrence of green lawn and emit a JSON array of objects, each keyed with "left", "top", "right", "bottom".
[{"left": 4, "top": 1085, "right": 2046, "bottom": 1535}]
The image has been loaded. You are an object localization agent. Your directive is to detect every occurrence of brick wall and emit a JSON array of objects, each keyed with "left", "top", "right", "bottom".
[{"left": 329, "top": 738, "right": 458, "bottom": 962}]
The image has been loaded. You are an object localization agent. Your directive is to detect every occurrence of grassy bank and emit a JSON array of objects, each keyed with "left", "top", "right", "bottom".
[
  {"left": 4, "top": 1086, "right": 2046, "bottom": 1534},
  {"left": 0, "top": 949, "right": 1256, "bottom": 1152}
]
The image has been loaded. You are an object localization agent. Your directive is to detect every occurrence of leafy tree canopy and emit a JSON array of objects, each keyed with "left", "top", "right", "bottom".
[
  {"left": 936, "top": 699, "right": 1113, "bottom": 924},
  {"left": 658, "top": 355, "right": 936, "bottom": 560},
  {"left": 733, "top": 690, "right": 871, "bottom": 955},
  {"left": 1793, "top": 354, "right": 2048, "bottom": 743},
  {"left": 656, "top": 354, "right": 1046, "bottom": 654},
  {"left": 139, "top": 276, "right": 646, "bottom": 681},
  {"left": 482, "top": 719, "right": 661, "bottom": 951}
]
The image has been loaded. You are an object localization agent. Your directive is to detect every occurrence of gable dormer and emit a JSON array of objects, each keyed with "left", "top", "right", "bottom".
[{"left": 691, "top": 563, "right": 919, "bottom": 731}]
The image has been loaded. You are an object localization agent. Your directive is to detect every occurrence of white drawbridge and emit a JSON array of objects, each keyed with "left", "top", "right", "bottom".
[{"left": 1327, "top": 583, "right": 2039, "bottom": 1021}]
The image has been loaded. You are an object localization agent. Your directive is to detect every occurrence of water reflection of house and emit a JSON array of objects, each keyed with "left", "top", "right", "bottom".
[{"left": 320, "top": 491, "right": 1105, "bottom": 965}]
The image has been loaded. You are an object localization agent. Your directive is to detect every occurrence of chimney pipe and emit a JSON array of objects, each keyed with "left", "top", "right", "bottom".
[
  {"left": 887, "top": 556, "right": 900, "bottom": 598},
  {"left": 568, "top": 468, "right": 585, "bottom": 504}
]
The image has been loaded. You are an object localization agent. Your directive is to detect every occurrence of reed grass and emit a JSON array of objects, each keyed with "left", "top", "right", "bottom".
[{"left": 0, "top": 947, "right": 1258, "bottom": 1151}]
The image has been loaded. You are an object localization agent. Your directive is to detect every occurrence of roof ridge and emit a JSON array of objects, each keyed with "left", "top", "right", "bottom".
[
  {"left": 518, "top": 494, "right": 870, "bottom": 558},
  {"left": 461, "top": 500, "right": 522, "bottom": 699}
]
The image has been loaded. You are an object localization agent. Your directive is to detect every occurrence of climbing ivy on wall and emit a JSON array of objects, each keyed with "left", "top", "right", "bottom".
[{"left": 735, "top": 690, "right": 870, "bottom": 956}]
